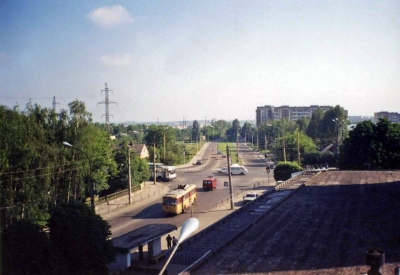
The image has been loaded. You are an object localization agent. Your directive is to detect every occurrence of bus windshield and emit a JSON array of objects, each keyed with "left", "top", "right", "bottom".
[{"left": 163, "top": 197, "right": 178, "bottom": 205}]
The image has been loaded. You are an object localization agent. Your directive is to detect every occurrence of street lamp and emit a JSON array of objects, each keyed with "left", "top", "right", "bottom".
[
  {"left": 158, "top": 218, "right": 199, "bottom": 275},
  {"left": 63, "top": 141, "right": 94, "bottom": 211}
]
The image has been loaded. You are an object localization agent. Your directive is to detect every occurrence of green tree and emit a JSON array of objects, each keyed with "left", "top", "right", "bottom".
[
  {"left": 318, "top": 105, "right": 348, "bottom": 143},
  {"left": 191, "top": 120, "right": 201, "bottom": 142},
  {"left": 338, "top": 119, "right": 400, "bottom": 169},
  {"left": 241, "top": 122, "right": 253, "bottom": 142},
  {"left": 306, "top": 108, "right": 324, "bottom": 140},
  {"left": 296, "top": 117, "right": 310, "bottom": 132},
  {"left": 0, "top": 101, "right": 115, "bottom": 230},
  {"left": 48, "top": 201, "right": 115, "bottom": 274},
  {"left": 212, "top": 119, "right": 231, "bottom": 141},
  {"left": 275, "top": 131, "right": 317, "bottom": 163},
  {"left": 2, "top": 219, "right": 56, "bottom": 275}
]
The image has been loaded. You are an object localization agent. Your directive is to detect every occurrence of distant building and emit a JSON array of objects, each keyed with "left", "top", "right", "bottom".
[
  {"left": 255, "top": 105, "right": 345, "bottom": 126},
  {"left": 374, "top": 111, "right": 400, "bottom": 123}
]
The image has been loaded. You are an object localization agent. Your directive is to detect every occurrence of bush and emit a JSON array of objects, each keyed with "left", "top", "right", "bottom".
[
  {"left": 273, "top": 162, "right": 303, "bottom": 181},
  {"left": 301, "top": 151, "right": 322, "bottom": 165}
]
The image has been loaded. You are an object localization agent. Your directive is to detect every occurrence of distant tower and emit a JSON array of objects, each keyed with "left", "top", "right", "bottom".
[
  {"left": 52, "top": 96, "right": 59, "bottom": 111},
  {"left": 97, "top": 83, "right": 117, "bottom": 134}
]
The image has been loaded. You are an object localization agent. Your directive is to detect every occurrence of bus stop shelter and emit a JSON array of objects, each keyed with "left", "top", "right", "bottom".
[{"left": 112, "top": 224, "right": 177, "bottom": 269}]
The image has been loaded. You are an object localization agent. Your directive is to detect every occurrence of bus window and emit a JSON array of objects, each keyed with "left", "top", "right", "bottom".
[{"left": 163, "top": 197, "right": 178, "bottom": 205}]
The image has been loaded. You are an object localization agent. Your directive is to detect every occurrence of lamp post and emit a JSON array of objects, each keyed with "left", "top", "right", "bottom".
[
  {"left": 158, "top": 218, "right": 199, "bottom": 275},
  {"left": 63, "top": 141, "right": 94, "bottom": 212}
]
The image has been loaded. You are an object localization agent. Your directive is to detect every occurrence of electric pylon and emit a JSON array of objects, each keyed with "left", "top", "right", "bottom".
[{"left": 97, "top": 83, "right": 117, "bottom": 134}]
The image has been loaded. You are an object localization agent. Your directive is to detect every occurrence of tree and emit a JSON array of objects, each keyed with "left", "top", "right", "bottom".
[
  {"left": 241, "top": 122, "right": 253, "bottom": 142},
  {"left": 48, "top": 201, "right": 115, "bottom": 274},
  {"left": 306, "top": 108, "right": 324, "bottom": 140},
  {"left": 296, "top": 117, "right": 310, "bottom": 132},
  {"left": 338, "top": 119, "right": 400, "bottom": 169},
  {"left": 212, "top": 119, "right": 231, "bottom": 141},
  {"left": 2, "top": 219, "right": 56, "bottom": 275},
  {"left": 318, "top": 105, "right": 348, "bottom": 143},
  {"left": 191, "top": 120, "right": 201, "bottom": 142},
  {"left": 144, "top": 125, "right": 179, "bottom": 164},
  {"left": 275, "top": 131, "right": 317, "bottom": 163},
  {"left": 0, "top": 101, "right": 115, "bottom": 230}
]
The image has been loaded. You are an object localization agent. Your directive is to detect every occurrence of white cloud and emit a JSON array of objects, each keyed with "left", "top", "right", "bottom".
[
  {"left": 87, "top": 5, "right": 133, "bottom": 28},
  {"left": 100, "top": 54, "right": 131, "bottom": 67}
]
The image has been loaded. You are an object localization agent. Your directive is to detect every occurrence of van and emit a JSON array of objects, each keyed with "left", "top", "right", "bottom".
[
  {"left": 230, "top": 164, "right": 248, "bottom": 175},
  {"left": 203, "top": 176, "right": 217, "bottom": 191}
]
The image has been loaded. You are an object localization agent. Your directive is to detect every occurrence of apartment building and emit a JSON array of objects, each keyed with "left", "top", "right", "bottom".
[
  {"left": 256, "top": 105, "right": 334, "bottom": 126},
  {"left": 374, "top": 111, "right": 400, "bottom": 123}
]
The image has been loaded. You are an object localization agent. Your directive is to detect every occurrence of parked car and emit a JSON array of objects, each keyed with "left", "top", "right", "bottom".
[{"left": 243, "top": 192, "right": 258, "bottom": 204}]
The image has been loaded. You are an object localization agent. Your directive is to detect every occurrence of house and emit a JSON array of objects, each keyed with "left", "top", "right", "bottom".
[{"left": 128, "top": 143, "right": 150, "bottom": 159}]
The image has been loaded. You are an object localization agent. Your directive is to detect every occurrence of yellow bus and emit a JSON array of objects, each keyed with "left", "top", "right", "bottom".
[{"left": 162, "top": 184, "right": 197, "bottom": 214}]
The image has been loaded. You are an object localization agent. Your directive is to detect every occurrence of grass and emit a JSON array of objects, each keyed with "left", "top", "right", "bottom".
[
  {"left": 177, "top": 140, "right": 206, "bottom": 164},
  {"left": 217, "top": 142, "right": 242, "bottom": 165}
]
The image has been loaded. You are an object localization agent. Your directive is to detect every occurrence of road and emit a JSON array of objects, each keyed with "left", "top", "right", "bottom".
[{"left": 103, "top": 142, "right": 275, "bottom": 238}]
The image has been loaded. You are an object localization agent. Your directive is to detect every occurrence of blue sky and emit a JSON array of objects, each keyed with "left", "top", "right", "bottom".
[{"left": 1, "top": 1, "right": 399, "bottom": 123}]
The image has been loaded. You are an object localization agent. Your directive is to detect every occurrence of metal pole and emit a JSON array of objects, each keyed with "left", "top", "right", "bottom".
[
  {"left": 226, "top": 145, "right": 234, "bottom": 210},
  {"left": 153, "top": 142, "right": 156, "bottom": 185},
  {"left": 283, "top": 138, "right": 286, "bottom": 163},
  {"left": 163, "top": 131, "right": 166, "bottom": 161},
  {"left": 297, "top": 131, "right": 300, "bottom": 165},
  {"left": 236, "top": 127, "right": 239, "bottom": 160},
  {"left": 127, "top": 146, "right": 132, "bottom": 204}
]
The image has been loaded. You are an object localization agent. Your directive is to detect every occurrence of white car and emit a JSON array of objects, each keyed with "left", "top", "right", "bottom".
[
  {"left": 243, "top": 192, "right": 258, "bottom": 204},
  {"left": 217, "top": 167, "right": 228, "bottom": 174}
]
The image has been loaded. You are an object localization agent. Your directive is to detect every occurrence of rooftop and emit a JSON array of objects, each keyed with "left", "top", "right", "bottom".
[{"left": 193, "top": 170, "right": 400, "bottom": 274}]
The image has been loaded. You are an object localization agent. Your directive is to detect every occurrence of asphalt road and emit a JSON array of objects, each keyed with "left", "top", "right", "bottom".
[{"left": 103, "top": 142, "right": 275, "bottom": 238}]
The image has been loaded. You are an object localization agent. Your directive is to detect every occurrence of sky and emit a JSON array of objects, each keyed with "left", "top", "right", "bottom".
[{"left": 1, "top": 1, "right": 399, "bottom": 124}]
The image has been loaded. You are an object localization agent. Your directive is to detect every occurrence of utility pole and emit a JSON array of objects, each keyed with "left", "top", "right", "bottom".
[
  {"left": 236, "top": 127, "right": 239, "bottom": 162},
  {"left": 265, "top": 134, "right": 267, "bottom": 151},
  {"left": 97, "top": 83, "right": 117, "bottom": 134},
  {"left": 283, "top": 139, "right": 287, "bottom": 163},
  {"left": 297, "top": 131, "right": 300, "bottom": 165},
  {"left": 127, "top": 146, "right": 132, "bottom": 204},
  {"left": 153, "top": 141, "right": 156, "bottom": 185},
  {"left": 226, "top": 145, "right": 234, "bottom": 210},
  {"left": 163, "top": 131, "right": 166, "bottom": 161}
]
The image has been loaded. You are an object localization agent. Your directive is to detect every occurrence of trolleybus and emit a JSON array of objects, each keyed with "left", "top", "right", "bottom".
[
  {"left": 148, "top": 163, "right": 177, "bottom": 182},
  {"left": 162, "top": 184, "right": 197, "bottom": 214}
]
